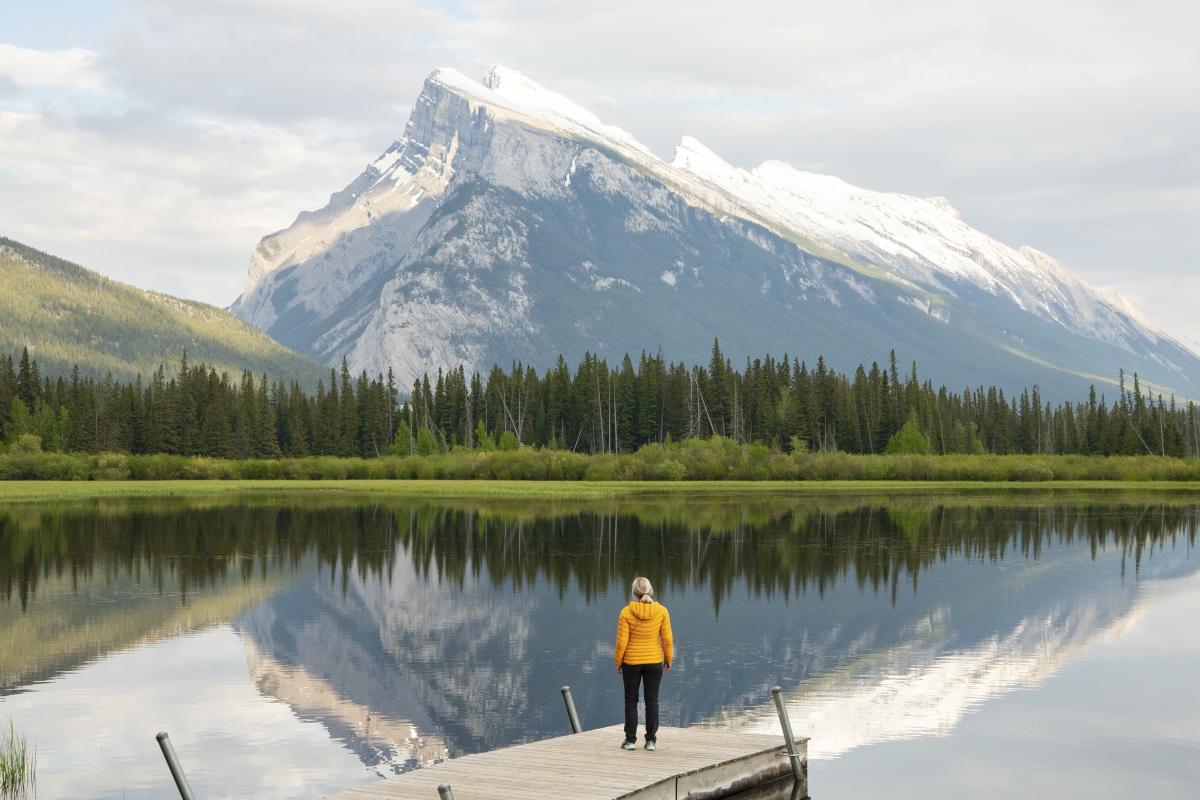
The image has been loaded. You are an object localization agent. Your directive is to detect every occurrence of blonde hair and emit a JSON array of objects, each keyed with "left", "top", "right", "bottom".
[{"left": 631, "top": 576, "right": 655, "bottom": 602}]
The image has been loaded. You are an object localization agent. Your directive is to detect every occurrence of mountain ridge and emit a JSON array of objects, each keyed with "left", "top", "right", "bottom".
[{"left": 1, "top": 236, "right": 325, "bottom": 384}]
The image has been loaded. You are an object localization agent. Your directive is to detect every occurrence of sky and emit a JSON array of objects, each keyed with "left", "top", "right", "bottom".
[{"left": 1, "top": 1, "right": 1198, "bottom": 348}]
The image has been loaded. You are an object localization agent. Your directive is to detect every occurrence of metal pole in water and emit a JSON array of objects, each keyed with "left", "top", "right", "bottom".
[
  {"left": 771, "top": 686, "right": 806, "bottom": 790},
  {"left": 560, "top": 685, "right": 583, "bottom": 733},
  {"left": 156, "top": 732, "right": 196, "bottom": 800},
  {"left": 437, "top": 784, "right": 455, "bottom": 800}
]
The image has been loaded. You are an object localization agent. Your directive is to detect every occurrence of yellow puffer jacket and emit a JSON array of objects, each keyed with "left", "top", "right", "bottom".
[{"left": 614, "top": 600, "right": 674, "bottom": 666}]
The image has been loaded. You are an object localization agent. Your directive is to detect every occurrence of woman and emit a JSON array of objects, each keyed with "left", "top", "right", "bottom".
[{"left": 614, "top": 576, "right": 674, "bottom": 751}]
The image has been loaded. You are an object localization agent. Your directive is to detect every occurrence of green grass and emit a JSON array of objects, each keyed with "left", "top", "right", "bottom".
[
  {"left": 2, "top": 478, "right": 1200, "bottom": 504},
  {"left": 0, "top": 721, "right": 34, "bottom": 800}
]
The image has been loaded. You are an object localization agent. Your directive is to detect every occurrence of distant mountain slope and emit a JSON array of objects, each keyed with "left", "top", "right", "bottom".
[
  {"left": 0, "top": 237, "right": 325, "bottom": 384},
  {"left": 231, "top": 65, "right": 1200, "bottom": 400}
]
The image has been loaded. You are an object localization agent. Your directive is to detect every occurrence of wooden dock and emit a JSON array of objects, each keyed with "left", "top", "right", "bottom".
[{"left": 324, "top": 725, "right": 808, "bottom": 800}]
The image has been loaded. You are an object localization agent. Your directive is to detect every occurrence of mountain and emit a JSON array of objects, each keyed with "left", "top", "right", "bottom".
[
  {"left": 0, "top": 236, "right": 324, "bottom": 384},
  {"left": 231, "top": 65, "right": 1200, "bottom": 399}
]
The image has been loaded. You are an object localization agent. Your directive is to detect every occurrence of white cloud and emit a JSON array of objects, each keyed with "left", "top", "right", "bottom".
[
  {"left": 0, "top": 107, "right": 376, "bottom": 305},
  {"left": 0, "top": 43, "right": 102, "bottom": 90}
]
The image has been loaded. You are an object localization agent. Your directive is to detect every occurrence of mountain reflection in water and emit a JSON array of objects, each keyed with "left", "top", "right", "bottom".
[{"left": 1, "top": 494, "right": 1197, "bottom": 798}]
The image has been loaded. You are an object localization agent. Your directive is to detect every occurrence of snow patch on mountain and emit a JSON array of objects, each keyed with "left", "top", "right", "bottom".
[
  {"left": 428, "top": 66, "right": 652, "bottom": 161},
  {"left": 671, "top": 139, "right": 1180, "bottom": 357}
]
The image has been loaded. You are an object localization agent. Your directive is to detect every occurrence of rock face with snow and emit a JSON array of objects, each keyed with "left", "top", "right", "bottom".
[{"left": 231, "top": 65, "right": 1200, "bottom": 398}]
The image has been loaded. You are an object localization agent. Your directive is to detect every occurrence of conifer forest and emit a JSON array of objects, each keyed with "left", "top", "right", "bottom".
[{"left": 3, "top": 341, "right": 1198, "bottom": 461}]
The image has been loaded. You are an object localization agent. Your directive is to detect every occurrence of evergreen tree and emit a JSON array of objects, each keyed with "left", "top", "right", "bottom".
[
  {"left": 3, "top": 347, "right": 1198, "bottom": 461},
  {"left": 884, "top": 411, "right": 931, "bottom": 455},
  {"left": 16, "top": 347, "right": 39, "bottom": 407}
]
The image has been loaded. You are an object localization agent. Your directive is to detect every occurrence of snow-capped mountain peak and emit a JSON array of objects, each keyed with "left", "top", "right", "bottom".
[
  {"left": 671, "top": 135, "right": 733, "bottom": 176},
  {"left": 431, "top": 64, "right": 653, "bottom": 158},
  {"left": 924, "top": 196, "right": 962, "bottom": 219},
  {"left": 231, "top": 65, "right": 1200, "bottom": 397}
]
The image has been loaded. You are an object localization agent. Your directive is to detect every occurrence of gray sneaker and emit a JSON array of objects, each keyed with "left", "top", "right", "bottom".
[
  {"left": 621, "top": 741, "right": 636, "bottom": 751},
  {"left": 644, "top": 741, "right": 656, "bottom": 751}
]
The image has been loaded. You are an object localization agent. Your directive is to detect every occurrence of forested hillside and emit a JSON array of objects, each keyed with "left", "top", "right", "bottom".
[
  {"left": 3, "top": 343, "right": 1197, "bottom": 460},
  {"left": 0, "top": 237, "right": 324, "bottom": 384}
]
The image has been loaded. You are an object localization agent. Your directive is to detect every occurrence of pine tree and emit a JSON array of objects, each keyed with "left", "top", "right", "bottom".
[{"left": 16, "top": 347, "right": 39, "bottom": 407}]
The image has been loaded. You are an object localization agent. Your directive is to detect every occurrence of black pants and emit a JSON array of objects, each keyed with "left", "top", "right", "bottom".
[{"left": 621, "top": 662, "right": 664, "bottom": 743}]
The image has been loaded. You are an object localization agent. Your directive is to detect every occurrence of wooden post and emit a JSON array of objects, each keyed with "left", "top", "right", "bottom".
[
  {"left": 560, "top": 685, "right": 582, "bottom": 733},
  {"left": 771, "top": 687, "right": 807, "bottom": 797},
  {"left": 155, "top": 732, "right": 196, "bottom": 800}
]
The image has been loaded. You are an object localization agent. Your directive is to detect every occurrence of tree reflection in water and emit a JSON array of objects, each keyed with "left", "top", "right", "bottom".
[{"left": 2, "top": 493, "right": 1197, "bottom": 771}]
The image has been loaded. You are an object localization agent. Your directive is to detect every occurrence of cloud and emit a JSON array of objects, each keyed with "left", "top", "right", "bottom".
[
  {"left": 99, "top": 0, "right": 455, "bottom": 124},
  {"left": 0, "top": 43, "right": 102, "bottom": 90},
  {"left": 0, "top": 106, "right": 376, "bottom": 305}
]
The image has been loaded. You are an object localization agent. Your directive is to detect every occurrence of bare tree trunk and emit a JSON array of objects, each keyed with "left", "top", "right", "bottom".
[{"left": 465, "top": 387, "right": 474, "bottom": 449}]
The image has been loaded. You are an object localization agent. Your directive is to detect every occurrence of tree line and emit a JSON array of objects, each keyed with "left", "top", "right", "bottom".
[
  {"left": 8, "top": 499, "right": 1196, "bottom": 609},
  {"left": 2, "top": 341, "right": 1199, "bottom": 459}
]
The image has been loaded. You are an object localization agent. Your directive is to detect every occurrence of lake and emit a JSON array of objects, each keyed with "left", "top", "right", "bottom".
[{"left": 2, "top": 491, "right": 1199, "bottom": 799}]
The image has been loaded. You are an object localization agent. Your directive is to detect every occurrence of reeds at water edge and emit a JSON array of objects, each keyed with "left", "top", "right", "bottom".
[{"left": 0, "top": 720, "right": 35, "bottom": 800}]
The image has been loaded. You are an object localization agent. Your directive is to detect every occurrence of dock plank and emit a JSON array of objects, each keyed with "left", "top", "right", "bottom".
[{"left": 323, "top": 725, "right": 808, "bottom": 800}]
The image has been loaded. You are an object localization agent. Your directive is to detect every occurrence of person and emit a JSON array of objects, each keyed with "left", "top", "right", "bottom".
[{"left": 614, "top": 576, "right": 674, "bottom": 751}]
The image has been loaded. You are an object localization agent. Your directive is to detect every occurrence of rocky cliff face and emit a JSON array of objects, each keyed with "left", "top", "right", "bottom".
[{"left": 231, "top": 66, "right": 1200, "bottom": 399}]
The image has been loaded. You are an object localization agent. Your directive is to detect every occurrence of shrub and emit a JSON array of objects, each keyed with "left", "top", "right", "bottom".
[
  {"left": 10, "top": 434, "right": 42, "bottom": 455},
  {"left": 545, "top": 451, "right": 590, "bottom": 480},
  {"left": 885, "top": 413, "right": 931, "bottom": 455},
  {"left": 582, "top": 454, "right": 621, "bottom": 481},
  {"left": 124, "top": 455, "right": 176, "bottom": 479},
  {"left": 92, "top": 453, "right": 131, "bottom": 480},
  {"left": 474, "top": 421, "right": 496, "bottom": 451},
  {"left": 0, "top": 451, "right": 88, "bottom": 480},
  {"left": 2, "top": 441, "right": 1200, "bottom": 484},
  {"left": 1009, "top": 462, "right": 1055, "bottom": 482},
  {"left": 235, "top": 459, "right": 285, "bottom": 479}
]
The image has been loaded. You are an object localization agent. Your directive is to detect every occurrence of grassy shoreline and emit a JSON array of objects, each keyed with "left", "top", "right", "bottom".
[
  {"left": 2, "top": 478, "right": 1200, "bottom": 504},
  {"left": 4, "top": 444, "right": 1200, "bottom": 485}
]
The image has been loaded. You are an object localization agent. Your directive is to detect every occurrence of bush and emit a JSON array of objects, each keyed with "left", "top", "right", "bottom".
[
  {"left": 10, "top": 434, "right": 42, "bottom": 455},
  {"left": 583, "top": 454, "right": 622, "bottom": 481},
  {"left": 885, "top": 413, "right": 931, "bottom": 455},
  {"left": 630, "top": 443, "right": 686, "bottom": 480},
  {"left": 0, "top": 450, "right": 89, "bottom": 480},
  {"left": 1008, "top": 463, "right": 1055, "bottom": 482},
  {"left": 2, "top": 441, "right": 1199, "bottom": 483},
  {"left": 126, "top": 454, "right": 188, "bottom": 480},
  {"left": 92, "top": 453, "right": 131, "bottom": 480},
  {"left": 474, "top": 421, "right": 496, "bottom": 451},
  {"left": 238, "top": 459, "right": 287, "bottom": 479},
  {"left": 545, "top": 451, "right": 590, "bottom": 480}
]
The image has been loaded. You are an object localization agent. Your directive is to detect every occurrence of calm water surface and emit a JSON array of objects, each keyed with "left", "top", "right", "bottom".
[{"left": 1, "top": 493, "right": 1199, "bottom": 798}]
